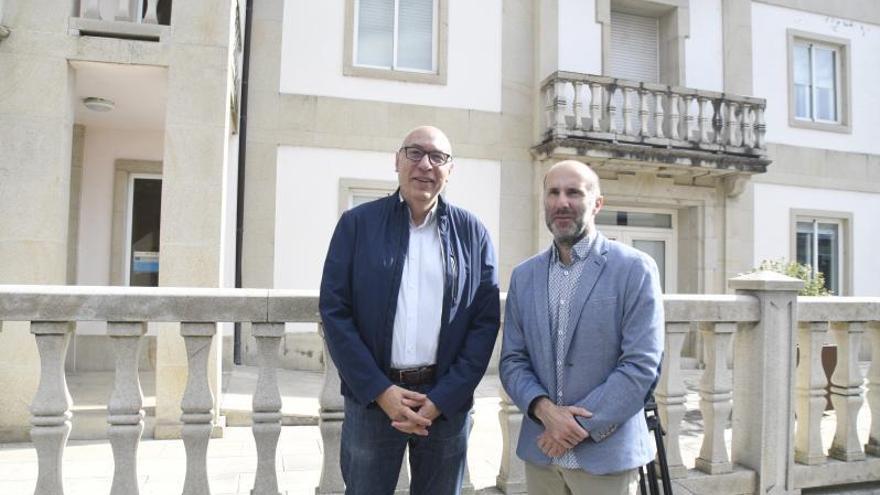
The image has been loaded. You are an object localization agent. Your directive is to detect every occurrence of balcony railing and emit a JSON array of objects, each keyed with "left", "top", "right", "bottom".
[
  {"left": 71, "top": 0, "right": 170, "bottom": 41},
  {"left": 0, "top": 278, "right": 878, "bottom": 494},
  {"left": 537, "top": 72, "right": 771, "bottom": 175}
]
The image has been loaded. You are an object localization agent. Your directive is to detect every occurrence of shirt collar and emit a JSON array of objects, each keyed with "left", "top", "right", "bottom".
[
  {"left": 551, "top": 230, "right": 596, "bottom": 265},
  {"left": 399, "top": 193, "right": 439, "bottom": 229}
]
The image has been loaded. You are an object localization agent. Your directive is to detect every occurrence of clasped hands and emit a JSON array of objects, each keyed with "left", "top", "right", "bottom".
[
  {"left": 533, "top": 397, "right": 592, "bottom": 458},
  {"left": 376, "top": 384, "right": 440, "bottom": 436}
]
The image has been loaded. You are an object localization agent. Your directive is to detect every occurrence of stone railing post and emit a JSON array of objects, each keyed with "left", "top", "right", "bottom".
[
  {"left": 251, "top": 322, "right": 285, "bottom": 495},
  {"left": 638, "top": 90, "right": 650, "bottom": 137},
  {"left": 755, "top": 104, "right": 767, "bottom": 150},
  {"left": 795, "top": 321, "right": 829, "bottom": 465},
  {"left": 317, "top": 323, "right": 345, "bottom": 495},
  {"left": 866, "top": 322, "right": 880, "bottom": 456},
  {"left": 572, "top": 82, "right": 584, "bottom": 131},
  {"left": 497, "top": 387, "right": 526, "bottom": 493},
  {"left": 180, "top": 322, "right": 217, "bottom": 495},
  {"left": 552, "top": 80, "right": 568, "bottom": 137},
  {"left": 668, "top": 93, "right": 680, "bottom": 140},
  {"left": 729, "top": 272, "right": 803, "bottom": 495},
  {"left": 30, "top": 321, "right": 75, "bottom": 495},
  {"left": 828, "top": 321, "right": 866, "bottom": 461},
  {"left": 695, "top": 322, "right": 734, "bottom": 474},
  {"left": 622, "top": 88, "right": 635, "bottom": 136},
  {"left": 727, "top": 102, "right": 740, "bottom": 146},
  {"left": 653, "top": 92, "right": 665, "bottom": 138},
  {"left": 143, "top": 0, "right": 159, "bottom": 23},
  {"left": 107, "top": 321, "right": 147, "bottom": 495},
  {"left": 607, "top": 86, "right": 620, "bottom": 134},
  {"left": 589, "top": 82, "right": 603, "bottom": 132},
  {"left": 655, "top": 322, "right": 688, "bottom": 478}
]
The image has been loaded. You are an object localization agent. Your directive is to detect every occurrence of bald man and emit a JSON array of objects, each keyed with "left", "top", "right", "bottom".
[
  {"left": 500, "top": 161, "right": 664, "bottom": 494},
  {"left": 320, "top": 126, "right": 500, "bottom": 494}
]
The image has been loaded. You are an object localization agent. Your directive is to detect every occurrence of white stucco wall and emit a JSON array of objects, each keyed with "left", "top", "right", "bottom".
[
  {"left": 752, "top": 3, "right": 880, "bottom": 154},
  {"left": 273, "top": 146, "right": 501, "bottom": 291},
  {"left": 753, "top": 182, "right": 880, "bottom": 296},
  {"left": 684, "top": 0, "right": 723, "bottom": 91},
  {"left": 279, "top": 0, "right": 502, "bottom": 112},
  {"left": 557, "top": 0, "right": 602, "bottom": 76}
]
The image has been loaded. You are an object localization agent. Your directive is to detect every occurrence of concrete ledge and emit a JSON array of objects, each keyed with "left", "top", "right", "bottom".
[
  {"left": 664, "top": 295, "right": 760, "bottom": 323},
  {"left": 798, "top": 298, "right": 880, "bottom": 323},
  {"left": 794, "top": 457, "right": 880, "bottom": 489},
  {"left": 672, "top": 466, "right": 756, "bottom": 495}
]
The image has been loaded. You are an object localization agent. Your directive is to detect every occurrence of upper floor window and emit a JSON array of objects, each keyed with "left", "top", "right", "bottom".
[
  {"left": 345, "top": 0, "right": 448, "bottom": 84},
  {"left": 791, "top": 211, "right": 852, "bottom": 296},
  {"left": 787, "top": 30, "right": 851, "bottom": 133}
]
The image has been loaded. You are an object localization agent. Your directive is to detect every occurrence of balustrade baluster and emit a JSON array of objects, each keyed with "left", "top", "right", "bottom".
[
  {"left": 180, "top": 322, "right": 217, "bottom": 495},
  {"left": 654, "top": 92, "right": 665, "bottom": 138},
  {"left": 553, "top": 80, "right": 568, "bottom": 136},
  {"left": 867, "top": 322, "right": 880, "bottom": 456},
  {"left": 639, "top": 90, "right": 650, "bottom": 137},
  {"left": 251, "top": 323, "right": 284, "bottom": 495},
  {"left": 698, "top": 97, "right": 711, "bottom": 144},
  {"left": 82, "top": 0, "right": 101, "bottom": 19},
  {"left": 30, "top": 321, "right": 74, "bottom": 495},
  {"left": 143, "top": 0, "right": 159, "bottom": 24},
  {"left": 317, "top": 323, "right": 346, "bottom": 494},
  {"left": 655, "top": 322, "right": 688, "bottom": 478},
  {"left": 572, "top": 82, "right": 584, "bottom": 131},
  {"left": 741, "top": 104, "right": 754, "bottom": 148},
  {"left": 755, "top": 105, "right": 767, "bottom": 150},
  {"left": 623, "top": 88, "right": 635, "bottom": 136},
  {"left": 682, "top": 95, "right": 696, "bottom": 142},
  {"left": 829, "top": 322, "right": 866, "bottom": 461},
  {"left": 727, "top": 102, "right": 740, "bottom": 146},
  {"left": 696, "top": 322, "right": 733, "bottom": 474},
  {"left": 607, "top": 86, "right": 619, "bottom": 134},
  {"left": 668, "top": 94, "right": 680, "bottom": 141},
  {"left": 497, "top": 388, "right": 526, "bottom": 493},
  {"left": 713, "top": 100, "right": 725, "bottom": 145},
  {"left": 115, "top": 0, "right": 131, "bottom": 21},
  {"left": 590, "top": 83, "right": 603, "bottom": 132},
  {"left": 795, "top": 321, "right": 828, "bottom": 464},
  {"left": 108, "top": 322, "right": 147, "bottom": 495}
]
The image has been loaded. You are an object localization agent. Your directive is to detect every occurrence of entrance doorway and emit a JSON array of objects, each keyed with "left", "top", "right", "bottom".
[{"left": 598, "top": 208, "right": 676, "bottom": 293}]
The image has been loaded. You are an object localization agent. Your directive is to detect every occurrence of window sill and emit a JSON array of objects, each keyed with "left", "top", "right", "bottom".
[
  {"left": 343, "top": 64, "right": 447, "bottom": 85},
  {"left": 788, "top": 116, "right": 852, "bottom": 134}
]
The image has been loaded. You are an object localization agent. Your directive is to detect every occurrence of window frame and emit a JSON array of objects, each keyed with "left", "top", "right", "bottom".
[
  {"left": 338, "top": 178, "right": 398, "bottom": 216},
  {"left": 344, "top": 0, "right": 448, "bottom": 85},
  {"left": 787, "top": 29, "right": 852, "bottom": 134},
  {"left": 124, "top": 173, "right": 162, "bottom": 287},
  {"left": 789, "top": 209, "right": 853, "bottom": 296}
]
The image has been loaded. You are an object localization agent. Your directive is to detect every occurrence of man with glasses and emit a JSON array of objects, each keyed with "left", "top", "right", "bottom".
[{"left": 320, "top": 126, "right": 500, "bottom": 494}]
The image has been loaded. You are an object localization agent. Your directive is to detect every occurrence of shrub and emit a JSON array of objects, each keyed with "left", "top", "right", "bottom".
[{"left": 754, "top": 259, "right": 832, "bottom": 296}]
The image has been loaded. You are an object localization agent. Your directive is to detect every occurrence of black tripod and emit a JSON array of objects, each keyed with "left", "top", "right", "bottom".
[{"left": 638, "top": 399, "right": 673, "bottom": 495}]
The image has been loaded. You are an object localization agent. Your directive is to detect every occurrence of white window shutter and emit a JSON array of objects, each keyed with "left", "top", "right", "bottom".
[
  {"left": 397, "top": 0, "right": 434, "bottom": 71},
  {"left": 609, "top": 11, "right": 659, "bottom": 83},
  {"left": 356, "top": 0, "right": 394, "bottom": 68}
]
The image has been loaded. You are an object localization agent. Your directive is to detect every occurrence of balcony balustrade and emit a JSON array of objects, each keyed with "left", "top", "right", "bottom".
[
  {"left": 71, "top": 0, "right": 171, "bottom": 41},
  {"left": 0, "top": 278, "right": 878, "bottom": 494},
  {"left": 537, "top": 71, "right": 771, "bottom": 179}
]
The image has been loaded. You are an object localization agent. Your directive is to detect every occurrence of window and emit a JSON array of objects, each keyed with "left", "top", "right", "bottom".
[
  {"left": 791, "top": 211, "right": 852, "bottom": 295},
  {"left": 599, "top": 208, "right": 677, "bottom": 292},
  {"left": 338, "top": 178, "right": 397, "bottom": 215},
  {"left": 787, "top": 30, "right": 851, "bottom": 133},
  {"left": 344, "top": 0, "right": 448, "bottom": 84},
  {"left": 125, "top": 174, "right": 162, "bottom": 287}
]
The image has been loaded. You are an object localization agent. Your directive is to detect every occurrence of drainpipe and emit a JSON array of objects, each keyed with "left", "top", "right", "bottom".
[{"left": 234, "top": 0, "right": 254, "bottom": 365}]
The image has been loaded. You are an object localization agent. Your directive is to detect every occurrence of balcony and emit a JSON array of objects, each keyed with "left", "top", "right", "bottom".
[
  {"left": 536, "top": 72, "right": 771, "bottom": 181},
  {"left": 70, "top": 0, "right": 171, "bottom": 42},
  {"left": 0, "top": 278, "right": 878, "bottom": 494}
]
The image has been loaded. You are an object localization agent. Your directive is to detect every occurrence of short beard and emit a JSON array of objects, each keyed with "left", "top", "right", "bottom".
[{"left": 548, "top": 220, "right": 587, "bottom": 248}]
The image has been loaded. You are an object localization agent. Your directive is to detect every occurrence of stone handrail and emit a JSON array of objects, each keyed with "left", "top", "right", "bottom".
[
  {"left": 2, "top": 281, "right": 879, "bottom": 494},
  {"left": 539, "top": 71, "right": 767, "bottom": 157}
]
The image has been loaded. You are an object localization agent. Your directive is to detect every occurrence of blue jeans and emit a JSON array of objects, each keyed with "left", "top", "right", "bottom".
[{"left": 340, "top": 390, "right": 471, "bottom": 495}]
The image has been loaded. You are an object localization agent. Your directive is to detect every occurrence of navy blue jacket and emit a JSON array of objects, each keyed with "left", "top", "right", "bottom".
[{"left": 319, "top": 192, "right": 500, "bottom": 416}]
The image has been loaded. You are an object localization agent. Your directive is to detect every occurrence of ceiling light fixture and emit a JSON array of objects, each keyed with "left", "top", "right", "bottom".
[{"left": 82, "top": 96, "right": 115, "bottom": 112}]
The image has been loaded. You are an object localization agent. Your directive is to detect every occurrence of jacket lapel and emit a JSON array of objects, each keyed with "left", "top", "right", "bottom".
[
  {"left": 531, "top": 248, "right": 556, "bottom": 396},
  {"left": 563, "top": 233, "right": 609, "bottom": 358}
]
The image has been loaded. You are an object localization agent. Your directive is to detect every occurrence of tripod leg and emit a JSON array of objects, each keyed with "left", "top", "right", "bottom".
[
  {"left": 638, "top": 466, "right": 648, "bottom": 495},
  {"left": 646, "top": 460, "right": 660, "bottom": 495},
  {"left": 653, "top": 419, "right": 673, "bottom": 494}
]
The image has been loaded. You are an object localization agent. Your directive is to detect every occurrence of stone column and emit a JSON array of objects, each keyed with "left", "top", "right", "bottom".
[
  {"left": 153, "top": 0, "right": 237, "bottom": 438},
  {"left": 729, "top": 271, "right": 803, "bottom": 495},
  {"left": 0, "top": 0, "right": 75, "bottom": 442}
]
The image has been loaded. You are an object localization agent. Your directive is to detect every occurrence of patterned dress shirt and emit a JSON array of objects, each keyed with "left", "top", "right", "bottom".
[{"left": 548, "top": 232, "right": 595, "bottom": 469}]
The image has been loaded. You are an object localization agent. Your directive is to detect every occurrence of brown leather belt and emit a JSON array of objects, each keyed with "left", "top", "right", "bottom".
[{"left": 388, "top": 365, "right": 437, "bottom": 385}]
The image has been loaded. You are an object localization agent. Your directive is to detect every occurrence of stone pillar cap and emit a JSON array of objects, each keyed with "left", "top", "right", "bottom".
[{"left": 729, "top": 270, "right": 804, "bottom": 292}]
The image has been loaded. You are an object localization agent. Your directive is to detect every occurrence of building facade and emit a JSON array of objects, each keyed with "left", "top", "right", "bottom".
[{"left": 0, "top": 0, "right": 878, "bottom": 441}]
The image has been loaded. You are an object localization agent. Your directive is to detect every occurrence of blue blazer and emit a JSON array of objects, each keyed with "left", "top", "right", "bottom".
[
  {"left": 319, "top": 193, "right": 500, "bottom": 416},
  {"left": 500, "top": 233, "right": 664, "bottom": 475}
]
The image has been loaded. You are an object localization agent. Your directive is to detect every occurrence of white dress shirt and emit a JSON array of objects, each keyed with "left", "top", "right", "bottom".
[{"left": 391, "top": 200, "right": 445, "bottom": 368}]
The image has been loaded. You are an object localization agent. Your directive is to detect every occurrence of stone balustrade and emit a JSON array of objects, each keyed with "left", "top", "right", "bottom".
[
  {"left": 536, "top": 71, "right": 770, "bottom": 176},
  {"left": 1, "top": 277, "right": 879, "bottom": 494},
  {"left": 77, "top": 0, "right": 165, "bottom": 25}
]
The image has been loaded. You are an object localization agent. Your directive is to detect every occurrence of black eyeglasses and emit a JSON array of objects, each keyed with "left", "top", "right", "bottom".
[{"left": 399, "top": 146, "right": 452, "bottom": 167}]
